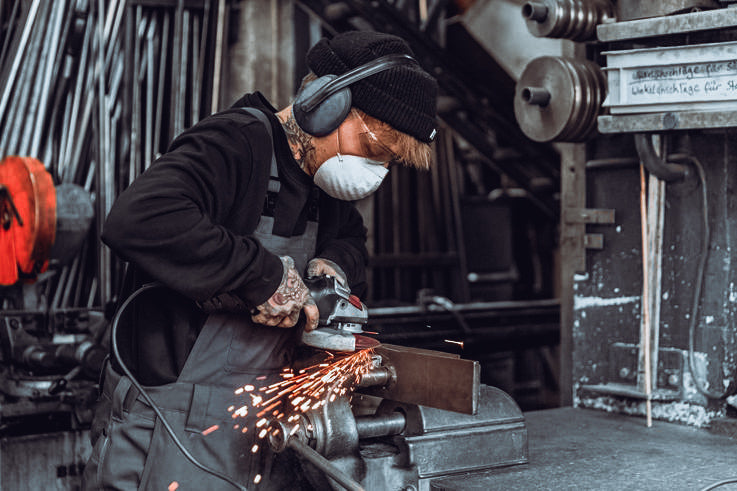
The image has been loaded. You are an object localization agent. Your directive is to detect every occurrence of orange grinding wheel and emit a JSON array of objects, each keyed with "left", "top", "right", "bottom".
[{"left": 0, "top": 156, "right": 56, "bottom": 285}]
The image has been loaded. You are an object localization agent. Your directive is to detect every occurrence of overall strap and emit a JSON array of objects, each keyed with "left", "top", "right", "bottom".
[{"left": 242, "top": 107, "right": 279, "bottom": 188}]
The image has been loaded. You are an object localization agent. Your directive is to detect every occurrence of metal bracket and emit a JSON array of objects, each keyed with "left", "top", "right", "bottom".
[
  {"left": 597, "top": 8, "right": 737, "bottom": 42},
  {"left": 565, "top": 208, "right": 615, "bottom": 225},
  {"left": 583, "top": 234, "right": 603, "bottom": 249},
  {"left": 579, "top": 343, "right": 686, "bottom": 401},
  {"left": 563, "top": 206, "right": 615, "bottom": 272},
  {"left": 599, "top": 111, "right": 737, "bottom": 134}
]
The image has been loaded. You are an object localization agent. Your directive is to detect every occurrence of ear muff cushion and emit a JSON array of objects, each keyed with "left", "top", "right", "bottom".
[{"left": 293, "top": 75, "right": 352, "bottom": 137}]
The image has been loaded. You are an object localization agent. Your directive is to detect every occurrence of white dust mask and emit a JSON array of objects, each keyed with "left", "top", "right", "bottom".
[{"left": 313, "top": 154, "right": 389, "bottom": 201}]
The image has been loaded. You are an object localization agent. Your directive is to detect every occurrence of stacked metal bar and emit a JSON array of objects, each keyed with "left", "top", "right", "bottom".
[{"left": 0, "top": 0, "right": 223, "bottom": 310}]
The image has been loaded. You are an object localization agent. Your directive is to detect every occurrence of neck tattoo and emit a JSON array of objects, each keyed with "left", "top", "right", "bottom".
[{"left": 281, "top": 115, "right": 316, "bottom": 173}]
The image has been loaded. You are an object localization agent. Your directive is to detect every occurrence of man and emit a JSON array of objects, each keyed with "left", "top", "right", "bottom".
[{"left": 83, "top": 30, "right": 437, "bottom": 490}]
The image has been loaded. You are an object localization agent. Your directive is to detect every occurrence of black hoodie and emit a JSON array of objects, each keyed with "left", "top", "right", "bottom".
[{"left": 102, "top": 92, "right": 368, "bottom": 384}]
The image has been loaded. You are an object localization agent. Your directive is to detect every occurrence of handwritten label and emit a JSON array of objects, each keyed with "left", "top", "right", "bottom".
[{"left": 625, "top": 60, "right": 737, "bottom": 104}]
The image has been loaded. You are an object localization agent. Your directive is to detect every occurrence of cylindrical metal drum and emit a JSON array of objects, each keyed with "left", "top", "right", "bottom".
[
  {"left": 514, "top": 56, "right": 606, "bottom": 143},
  {"left": 522, "top": 0, "right": 614, "bottom": 41}
]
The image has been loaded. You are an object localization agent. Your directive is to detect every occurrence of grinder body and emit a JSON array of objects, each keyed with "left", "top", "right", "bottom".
[{"left": 302, "top": 275, "right": 375, "bottom": 352}]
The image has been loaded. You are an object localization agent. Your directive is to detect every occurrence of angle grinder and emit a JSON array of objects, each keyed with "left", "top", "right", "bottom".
[{"left": 302, "top": 275, "right": 379, "bottom": 352}]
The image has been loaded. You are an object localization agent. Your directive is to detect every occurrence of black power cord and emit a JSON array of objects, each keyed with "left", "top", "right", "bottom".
[
  {"left": 699, "top": 477, "right": 737, "bottom": 491},
  {"left": 669, "top": 153, "right": 737, "bottom": 401},
  {"left": 111, "top": 282, "right": 248, "bottom": 491}
]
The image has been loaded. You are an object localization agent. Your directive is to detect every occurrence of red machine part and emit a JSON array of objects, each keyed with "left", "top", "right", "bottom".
[{"left": 0, "top": 156, "right": 56, "bottom": 285}]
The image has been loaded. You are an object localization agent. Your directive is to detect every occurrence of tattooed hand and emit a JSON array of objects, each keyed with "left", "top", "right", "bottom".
[
  {"left": 306, "top": 258, "right": 348, "bottom": 287},
  {"left": 251, "top": 256, "right": 320, "bottom": 331}
]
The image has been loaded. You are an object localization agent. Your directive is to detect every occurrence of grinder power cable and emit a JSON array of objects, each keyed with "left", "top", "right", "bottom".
[{"left": 111, "top": 282, "right": 248, "bottom": 491}]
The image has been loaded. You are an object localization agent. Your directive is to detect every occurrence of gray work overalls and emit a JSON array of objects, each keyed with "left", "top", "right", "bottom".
[{"left": 83, "top": 109, "right": 317, "bottom": 490}]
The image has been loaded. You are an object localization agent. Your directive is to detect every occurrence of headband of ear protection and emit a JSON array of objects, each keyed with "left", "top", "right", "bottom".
[{"left": 292, "top": 53, "right": 418, "bottom": 137}]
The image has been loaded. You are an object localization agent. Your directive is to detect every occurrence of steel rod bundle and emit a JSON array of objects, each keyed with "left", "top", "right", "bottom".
[{"left": 0, "top": 0, "right": 224, "bottom": 310}]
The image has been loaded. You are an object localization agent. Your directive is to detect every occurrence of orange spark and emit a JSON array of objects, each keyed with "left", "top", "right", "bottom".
[
  {"left": 444, "top": 339, "right": 464, "bottom": 348},
  {"left": 201, "top": 425, "right": 219, "bottom": 436},
  {"left": 168, "top": 482, "right": 179, "bottom": 491}
]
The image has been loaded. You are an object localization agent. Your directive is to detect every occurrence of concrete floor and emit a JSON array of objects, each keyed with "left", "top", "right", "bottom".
[{"left": 431, "top": 407, "right": 737, "bottom": 490}]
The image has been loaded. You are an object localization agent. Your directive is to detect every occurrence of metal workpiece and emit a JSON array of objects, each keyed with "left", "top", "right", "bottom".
[
  {"left": 522, "top": 0, "right": 614, "bottom": 41},
  {"left": 358, "top": 344, "right": 480, "bottom": 415},
  {"left": 515, "top": 56, "right": 606, "bottom": 142}
]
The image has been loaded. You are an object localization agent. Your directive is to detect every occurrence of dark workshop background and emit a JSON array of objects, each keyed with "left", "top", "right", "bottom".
[{"left": 6, "top": 0, "right": 737, "bottom": 489}]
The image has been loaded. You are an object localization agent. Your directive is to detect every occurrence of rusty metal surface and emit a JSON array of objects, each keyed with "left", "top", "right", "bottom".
[
  {"left": 0, "top": 430, "right": 91, "bottom": 490},
  {"left": 358, "top": 344, "right": 480, "bottom": 415},
  {"left": 598, "top": 110, "right": 737, "bottom": 133},
  {"left": 598, "top": 6, "right": 736, "bottom": 41}
]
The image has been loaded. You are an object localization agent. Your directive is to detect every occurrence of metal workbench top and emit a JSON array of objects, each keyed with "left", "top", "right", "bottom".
[{"left": 430, "top": 407, "right": 737, "bottom": 490}]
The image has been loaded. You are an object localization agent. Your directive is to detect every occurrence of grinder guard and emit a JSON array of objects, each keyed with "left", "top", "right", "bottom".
[{"left": 302, "top": 275, "right": 374, "bottom": 352}]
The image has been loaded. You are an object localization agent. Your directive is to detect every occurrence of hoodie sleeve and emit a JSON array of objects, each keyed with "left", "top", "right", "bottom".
[{"left": 101, "top": 112, "right": 283, "bottom": 307}]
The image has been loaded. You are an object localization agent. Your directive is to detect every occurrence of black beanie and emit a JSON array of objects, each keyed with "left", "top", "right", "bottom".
[{"left": 306, "top": 31, "right": 438, "bottom": 143}]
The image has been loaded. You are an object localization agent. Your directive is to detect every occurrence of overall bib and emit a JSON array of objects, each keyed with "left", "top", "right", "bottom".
[{"left": 84, "top": 109, "right": 318, "bottom": 490}]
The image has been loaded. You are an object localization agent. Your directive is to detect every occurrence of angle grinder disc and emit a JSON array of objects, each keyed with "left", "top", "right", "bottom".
[{"left": 353, "top": 334, "right": 380, "bottom": 351}]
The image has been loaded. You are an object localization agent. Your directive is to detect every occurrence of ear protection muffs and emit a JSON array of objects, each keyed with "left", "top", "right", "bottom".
[{"left": 292, "top": 53, "right": 418, "bottom": 137}]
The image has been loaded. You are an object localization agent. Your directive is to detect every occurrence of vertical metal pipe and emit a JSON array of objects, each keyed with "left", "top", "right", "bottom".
[
  {"left": 171, "top": 0, "right": 183, "bottom": 139},
  {"left": 0, "top": 0, "right": 40, "bottom": 127},
  {"left": 97, "top": 0, "right": 110, "bottom": 305},
  {"left": 6, "top": 0, "right": 49, "bottom": 155},
  {"left": 52, "top": 266, "right": 70, "bottom": 310},
  {"left": 195, "top": 0, "right": 211, "bottom": 119},
  {"left": 61, "top": 12, "right": 92, "bottom": 180},
  {"left": 177, "top": 9, "right": 189, "bottom": 132},
  {"left": 18, "top": 1, "right": 54, "bottom": 156},
  {"left": 391, "top": 171, "right": 401, "bottom": 297},
  {"left": 211, "top": 0, "right": 226, "bottom": 113},
  {"left": 444, "top": 129, "right": 471, "bottom": 301},
  {"left": 153, "top": 12, "right": 169, "bottom": 158},
  {"left": 0, "top": 0, "right": 21, "bottom": 76},
  {"left": 61, "top": 250, "right": 82, "bottom": 307},
  {"left": 638, "top": 165, "right": 652, "bottom": 427},
  {"left": 145, "top": 17, "right": 155, "bottom": 168},
  {"left": 31, "top": 0, "right": 67, "bottom": 157},
  {"left": 129, "top": 5, "right": 142, "bottom": 185},
  {"left": 191, "top": 14, "right": 200, "bottom": 125},
  {"left": 104, "top": 0, "right": 125, "bottom": 72}
]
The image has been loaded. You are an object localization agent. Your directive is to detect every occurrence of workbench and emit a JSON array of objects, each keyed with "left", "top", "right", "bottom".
[{"left": 430, "top": 407, "right": 737, "bottom": 490}]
